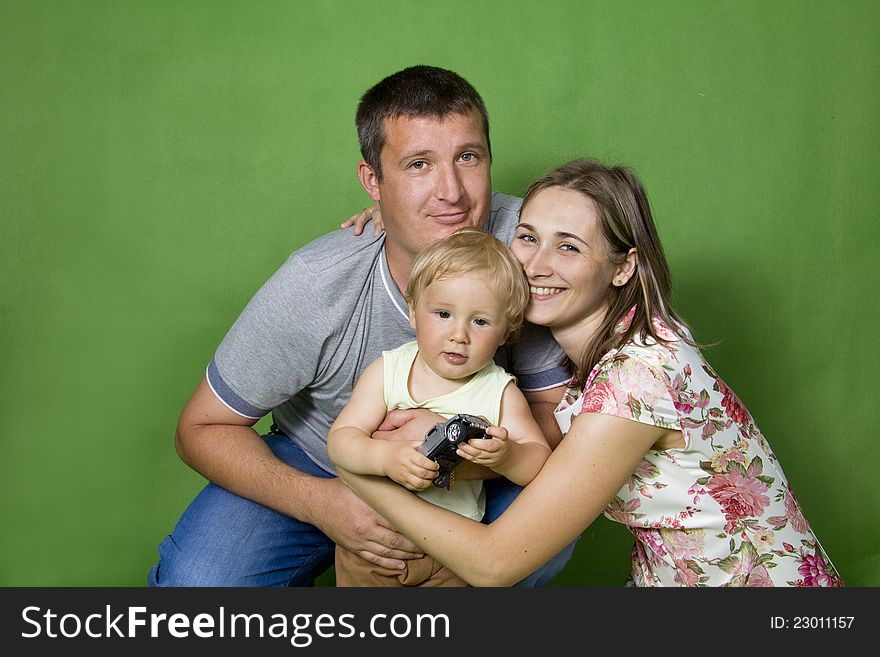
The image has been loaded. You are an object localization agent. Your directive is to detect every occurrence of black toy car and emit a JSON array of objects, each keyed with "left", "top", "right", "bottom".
[{"left": 417, "top": 414, "right": 490, "bottom": 488}]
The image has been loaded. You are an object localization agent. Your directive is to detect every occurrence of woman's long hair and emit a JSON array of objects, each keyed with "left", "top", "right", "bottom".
[{"left": 522, "top": 158, "right": 697, "bottom": 380}]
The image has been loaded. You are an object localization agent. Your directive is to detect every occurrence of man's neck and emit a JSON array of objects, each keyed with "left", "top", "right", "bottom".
[{"left": 383, "top": 240, "right": 412, "bottom": 295}]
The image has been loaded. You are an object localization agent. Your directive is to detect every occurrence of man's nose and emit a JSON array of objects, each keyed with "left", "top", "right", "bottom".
[{"left": 434, "top": 164, "right": 464, "bottom": 204}]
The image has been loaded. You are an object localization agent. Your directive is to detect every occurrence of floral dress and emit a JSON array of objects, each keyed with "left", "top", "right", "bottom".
[{"left": 554, "top": 310, "right": 843, "bottom": 587}]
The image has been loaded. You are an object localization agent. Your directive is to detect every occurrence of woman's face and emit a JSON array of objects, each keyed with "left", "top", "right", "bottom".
[{"left": 510, "top": 186, "right": 617, "bottom": 335}]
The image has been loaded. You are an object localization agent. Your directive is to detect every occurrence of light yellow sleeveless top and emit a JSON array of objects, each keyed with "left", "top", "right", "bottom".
[{"left": 383, "top": 341, "right": 515, "bottom": 520}]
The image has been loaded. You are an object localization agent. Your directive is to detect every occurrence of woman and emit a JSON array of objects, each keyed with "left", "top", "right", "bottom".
[{"left": 336, "top": 158, "right": 843, "bottom": 587}]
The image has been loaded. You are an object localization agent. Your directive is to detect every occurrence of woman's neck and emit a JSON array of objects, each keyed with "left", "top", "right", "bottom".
[{"left": 549, "top": 307, "right": 609, "bottom": 365}]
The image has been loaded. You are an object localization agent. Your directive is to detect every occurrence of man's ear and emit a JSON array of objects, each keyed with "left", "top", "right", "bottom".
[{"left": 357, "top": 160, "right": 381, "bottom": 202}]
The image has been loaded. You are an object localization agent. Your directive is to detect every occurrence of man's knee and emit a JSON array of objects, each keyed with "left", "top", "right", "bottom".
[
  {"left": 148, "top": 439, "right": 336, "bottom": 587},
  {"left": 148, "top": 534, "right": 255, "bottom": 587},
  {"left": 148, "top": 518, "right": 336, "bottom": 588}
]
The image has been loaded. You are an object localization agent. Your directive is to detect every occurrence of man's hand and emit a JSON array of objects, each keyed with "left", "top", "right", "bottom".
[
  {"left": 311, "top": 477, "right": 423, "bottom": 570},
  {"left": 371, "top": 408, "right": 443, "bottom": 442},
  {"left": 176, "top": 377, "right": 423, "bottom": 570}
]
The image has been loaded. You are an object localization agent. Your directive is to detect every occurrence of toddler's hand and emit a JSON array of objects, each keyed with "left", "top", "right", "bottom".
[
  {"left": 383, "top": 441, "right": 439, "bottom": 491},
  {"left": 456, "top": 425, "right": 509, "bottom": 471}
]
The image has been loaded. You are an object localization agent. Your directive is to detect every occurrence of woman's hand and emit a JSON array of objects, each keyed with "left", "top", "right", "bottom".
[{"left": 340, "top": 203, "right": 384, "bottom": 236}]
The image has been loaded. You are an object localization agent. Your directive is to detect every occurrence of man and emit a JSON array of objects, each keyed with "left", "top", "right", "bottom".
[{"left": 149, "top": 65, "right": 574, "bottom": 587}]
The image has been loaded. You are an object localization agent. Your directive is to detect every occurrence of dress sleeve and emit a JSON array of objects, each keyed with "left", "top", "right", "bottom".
[{"left": 579, "top": 352, "right": 680, "bottom": 431}]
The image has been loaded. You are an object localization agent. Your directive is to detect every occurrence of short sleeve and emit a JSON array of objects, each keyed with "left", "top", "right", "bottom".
[
  {"left": 494, "top": 322, "right": 569, "bottom": 392},
  {"left": 580, "top": 353, "right": 680, "bottom": 431},
  {"left": 208, "top": 253, "right": 330, "bottom": 418}
]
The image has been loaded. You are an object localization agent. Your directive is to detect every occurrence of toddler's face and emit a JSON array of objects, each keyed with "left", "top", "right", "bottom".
[{"left": 410, "top": 273, "right": 509, "bottom": 381}]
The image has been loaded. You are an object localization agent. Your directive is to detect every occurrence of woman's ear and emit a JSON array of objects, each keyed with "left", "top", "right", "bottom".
[
  {"left": 357, "top": 160, "right": 382, "bottom": 202},
  {"left": 613, "top": 248, "right": 638, "bottom": 287}
]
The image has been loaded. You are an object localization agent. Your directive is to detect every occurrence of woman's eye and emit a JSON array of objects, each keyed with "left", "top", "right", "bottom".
[
  {"left": 560, "top": 243, "right": 579, "bottom": 253},
  {"left": 516, "top": 233, "right": 536, "bottom": 244}
]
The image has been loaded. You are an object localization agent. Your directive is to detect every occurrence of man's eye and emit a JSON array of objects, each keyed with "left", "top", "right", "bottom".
[
  {"left": 460, "top": 152, "right": 477, "bottom": 162},
  {"left": 410, "top": 160, "right": 427, "bottom": 170}
]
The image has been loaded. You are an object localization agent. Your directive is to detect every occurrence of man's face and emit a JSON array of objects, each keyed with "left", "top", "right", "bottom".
[{"left": 366, "top": 110, "right": 492, "bottom": 263}]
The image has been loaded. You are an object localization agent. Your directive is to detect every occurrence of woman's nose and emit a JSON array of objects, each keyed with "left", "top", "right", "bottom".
[{"left": 524, "top": 248, "right": 551, "bottom": 278}]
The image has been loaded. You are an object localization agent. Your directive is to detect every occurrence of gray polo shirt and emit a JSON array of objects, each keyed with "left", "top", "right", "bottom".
[{"left": 207, "top": 192, "right": 568, "bottom": 474}]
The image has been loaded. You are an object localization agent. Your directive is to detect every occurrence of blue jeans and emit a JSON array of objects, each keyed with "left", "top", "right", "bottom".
[{"left": 148, "top": 434, "right": 578, "bottom": 587}]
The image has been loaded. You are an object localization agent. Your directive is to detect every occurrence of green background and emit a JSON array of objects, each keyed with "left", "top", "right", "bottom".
[{"left": 2, "top": 0, "right": 877, "bottom": 587}]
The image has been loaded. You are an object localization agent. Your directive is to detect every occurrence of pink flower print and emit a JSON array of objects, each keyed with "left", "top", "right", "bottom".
[
  {"left": 768, "top": 515, "right": 789, "bottom": 531},
  {"left": 581, "top": 380, "right": 628, "bottom": 416},
  {"left": 662, "top": 528, "right": 705, "bottom": 561},
  {"left": 701, "top": 419, "right": 717, "bottom": 440},
  {"left": 557, "top": 384, "right": 580, "bottom": 411},
  {"left": 754, "top": 529, "right": 775, "bottom": 551},
  {"left": 671, "top": 386, "right": 695, "bottom": 414},
  {"left": 609, "top": 359, "right": 666, "bottom": 409},
  {"left": 605, "top": 496, "right": 642, "bottom": 524},
  {"left": 710, "top": 447, "right": 747, "bottom": 472},
  {"left": 797, "top": 552, "right": 839, "bottom": 587},
  {"left": 706, "top": 471, "right": 771, "bottom": 533},
  {"left": 633, "top": 528, "right": 668, "bottom": 558},
  {"left": 615, "top": 306, "right": 637, "bottom": 335},
  {"left": 672, "top": 559, "right": 701, "bottom": 587},
  {"left": 717, "top": 379, "right": 751, "bottom": 426},
  {"left": 783, "top": 485, "right": 810, "bottom": 534},
  {"left": 651, "top": 316, "right": 679, "bottom": 342},
  {"left": 744, "top": 564, "right": 774, "bottom": 587},
  {"left": 679, "top": 505, "right": 701, "bottom": 521},
  {"left": 632, "top": 458, "right": 658, "bottom": 480},
  {"left": 687, "top": 483, "right": 708, "bottom": 504}
]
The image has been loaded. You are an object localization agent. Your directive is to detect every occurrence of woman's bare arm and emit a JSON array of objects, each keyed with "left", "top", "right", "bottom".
[{"left": 340, "top": 411, "right": 664, "bottom": 586}]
